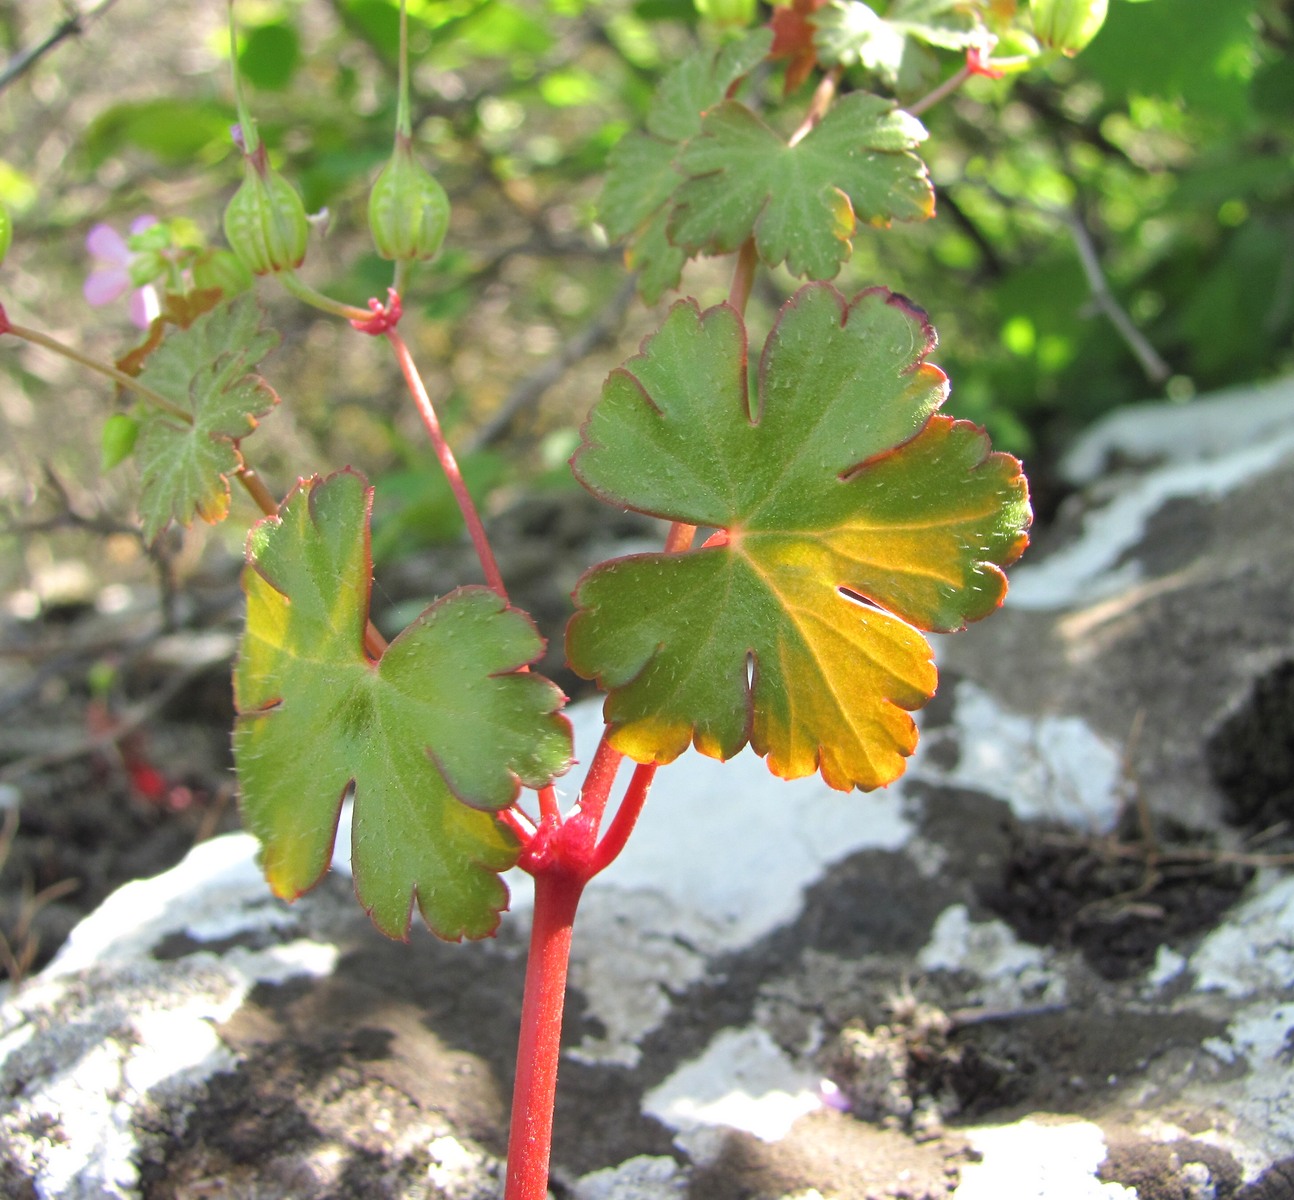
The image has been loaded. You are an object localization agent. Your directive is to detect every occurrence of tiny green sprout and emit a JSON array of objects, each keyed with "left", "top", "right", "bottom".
[
  {"left": 101, "top": 412, "right": 140, "bottom": 471},
  {"left": 1029, "top": 0, "right": 1108, "bottom": 56},
  {"left": 368, "top": 135, "right": 451, "bottom": 263}
]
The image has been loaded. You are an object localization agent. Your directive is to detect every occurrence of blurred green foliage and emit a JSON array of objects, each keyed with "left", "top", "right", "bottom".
[{"left": 7, "top": 0, "right": 1292, "bottom": 525}]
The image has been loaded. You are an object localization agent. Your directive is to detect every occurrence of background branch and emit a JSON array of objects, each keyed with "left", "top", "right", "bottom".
[
  {"left": 1061, "top": 207, "right": 1173, "bottom": 387},
  {"left": 0, "top": 0, "right": 121, "bottom": 94}
]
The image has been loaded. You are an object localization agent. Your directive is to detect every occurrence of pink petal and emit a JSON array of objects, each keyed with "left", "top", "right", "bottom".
[
  {"left": 85, "top": 223, "right": 129, "bottom": 264},
  {"left": 84, "top": 266, "right": 130, "bottom": 307},
  {"left": 128, "top": 285, "right": 161, "bottom": 330},
  {"left": 129, "top": 214, "right": 158, "bottom": 236}
]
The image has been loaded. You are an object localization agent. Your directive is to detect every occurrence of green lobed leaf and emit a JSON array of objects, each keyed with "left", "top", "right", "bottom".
[
  {"left": 668, "top": 92, "right": 933, "bottom": 280},
  {"left": 647, "top": 28, "right": 774, "bottom": 142},
  {"left": 568, "top": 284, "right": 1030, "bottom": 792},
  {"left": 234, "top": 470, "right": 573, "bottom": 941},
  {"left": 134, "top": 296, "right": 280, "bottom": 542},
  {"left": 598, "top": 28, "right": 772, "bottom": 301}
]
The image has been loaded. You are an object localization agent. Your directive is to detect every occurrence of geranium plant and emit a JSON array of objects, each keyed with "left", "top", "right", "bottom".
[{"left": 0, "top": 0, "right": 1120, "bottom": 1194}]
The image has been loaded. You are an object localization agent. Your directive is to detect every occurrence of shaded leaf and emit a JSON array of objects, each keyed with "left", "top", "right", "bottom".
[
  {"left": 669, "top": 92, "right": 934, "bottom": 280},
  {"left": 568, "top": 284, "right": 1029, "bottom": 791},
  {"left": 598, "top": 28, "right": 772, "bottom": 301},
  {"left": 234, "top": 470, "right": 573, "bottom": 941},
  {"left": 134, "top": 296, "right": 279, "bottom": 542},
  {"left": 647, "top": 28, "right": 773, "bottom": 142}
]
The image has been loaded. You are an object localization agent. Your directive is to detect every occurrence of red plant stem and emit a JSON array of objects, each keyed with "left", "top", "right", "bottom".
[
  {"left": 385, "top": 327, "right": 508, "bottom": 599},
  {"left": 498, "top": 805, "right": 534, "bottom": 843},
  {"left": 504, "top": 867, "right": 585, "bottom": 1200},
  {"left": 537, "top": 783, "right": 560, "bottom": 823},
  {"left": 574, "top": 731, "right": 626, "bottom": 831},
  {"left": 235, "top": 465, "right": 280, "bottom": 518},
  {"left": 664, "top": 521, "right": 697, "bottom": 554},
  {"left": 907, "top": 62, "right": 971, "bottom": 118},
  {"left": 728, "top": 238, "right": 758, "bottom": 318},
  {"left": 789, "top": 65, "right": 842, "bottom": 147},
  {"left": 589, "top": 762, "right": 656, "bottom": 877}
]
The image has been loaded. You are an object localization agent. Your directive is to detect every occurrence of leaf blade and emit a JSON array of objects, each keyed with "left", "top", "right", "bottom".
[
  {"left": 234, "top": 471, "right": 573, "bottom": 940},
  {"left": 669, "top": 93, "right": 934, "bottom": 281},
  {"left": 134, "top": 296, "right": 280, "bottom": 541},
  {"left": 568, "top": 284, "right": 1030, "bottom": 792}
]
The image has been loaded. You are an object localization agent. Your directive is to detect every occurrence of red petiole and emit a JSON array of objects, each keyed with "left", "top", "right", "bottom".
[{"left": 384, "top": 325, "right": 509, "bottom": 599}]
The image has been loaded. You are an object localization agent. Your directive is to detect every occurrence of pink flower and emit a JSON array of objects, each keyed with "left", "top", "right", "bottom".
[{"left": 84, "top": 216, "right": 161, "bottom": 329}]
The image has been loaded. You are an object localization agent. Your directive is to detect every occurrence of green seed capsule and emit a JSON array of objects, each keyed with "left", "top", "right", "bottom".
[
  {"left": 368, "top": 139, "right": 451, "bottom": 263},
  {"left": 1029, "top": 0, "right": 1108, "bottom": 56},
  {"left": 0, "top": 203, "right": 12, "bottom": 267},
  {"left": 223, "top": 155, "right": 310, "bottom": 275}
]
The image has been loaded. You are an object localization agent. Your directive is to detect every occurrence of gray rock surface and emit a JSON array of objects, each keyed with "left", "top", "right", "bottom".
[{"left": 4, "top": 382, "right": 1294, "bottom": 1199}]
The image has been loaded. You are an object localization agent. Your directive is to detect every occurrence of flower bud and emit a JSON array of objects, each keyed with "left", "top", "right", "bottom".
[
  {"left": 367, "top": 139, "right": 451, "bottom": 262},
  {"left": 1029, "top": 0, "right": 1108, "bottom": 56},
  {"left": 101, "top": 412, "right": 140, "bottom": 471},
  {"left": 223, "top": 151, "right": 310, "bottom": 275},
  {"left": 0, "top": 203, "right": 11, "bottom": 267}
]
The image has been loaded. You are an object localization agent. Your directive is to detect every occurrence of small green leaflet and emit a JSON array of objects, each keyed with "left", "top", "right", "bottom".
[
  {"left": 234, "top": 470, "right": 573, "bottom": 941},
  {"left": 815, "top": 0, "right": 988, "bottom": 91},
  {"left": 568, "top": 284, "right": 1029, "bottom": 792},
  {"left": 669, "top": 92, "right": 933, "bottom": 280},
  {"left": 599, "top": 28, "right": 772, "bottom": 303},
  {"left": 134, "top": 296, "right": 278, "bottom": 542}
]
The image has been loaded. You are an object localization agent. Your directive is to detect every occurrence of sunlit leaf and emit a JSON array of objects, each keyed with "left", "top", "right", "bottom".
[
  {"left": 669, "top": 92, "right": 934, "bottom": 280},
  {"left": 133, "top": 296, "right": 279, "bottom": 542},
  {"left": 568, "top": 284, "right": 1029, "bottom": 791},
  {"left": 234, "top": 470, "right": 573, "bottom": 940},
  {"left": 816, "top": 0, "right": 986, "bottom": 90}
]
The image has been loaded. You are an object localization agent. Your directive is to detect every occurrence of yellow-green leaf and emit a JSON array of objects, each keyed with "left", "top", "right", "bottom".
[
  {"left": 568, "top": 284, "right": 1030, "bottom": 792},
  {"left": 234, "top": 470, "right": 573, "bottom": 941}
]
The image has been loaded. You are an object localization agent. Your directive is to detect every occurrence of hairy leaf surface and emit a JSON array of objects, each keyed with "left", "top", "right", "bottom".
[
  {"left": 669, "top": 92, "right": 934, "bottom": 280},
  {"left": 134, "top": 296, "right": 278, "bottom": 541},
  {"left": 598, "top": 29, "right": 772, "bottom": 302},
  {"left": 234, "top": 470, "right": 573, "bottom": 941},
  {"left": 568, "top": 284, "right": 1029, "bottom": 791}
]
